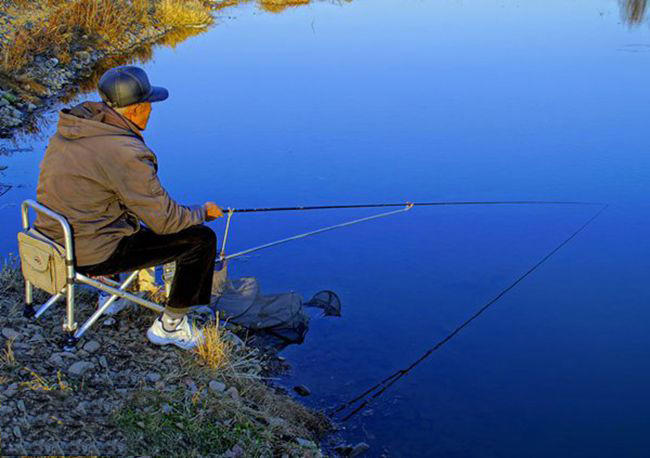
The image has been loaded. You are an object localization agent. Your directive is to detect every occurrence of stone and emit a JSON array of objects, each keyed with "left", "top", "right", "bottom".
[
  {"left": 47, "top": 57, "right": 59, "bottom": 67},
  {"left": 83, "top": 340, "right": 101, "bottom": 353},
  {"left": 4, "top": 383, "right": 18, "bottom": 398},
  {"left": 2, "top": 328, "right": 20, "bottom": 340},
  {"left": 208, "top": 380, "right": 226, "bottom": 393},
  {"left": 225, "top": 386, "right": 240, "bottom": 401},
  {"left": 99, "top": 356, "right": 108, "bottom": 368},
  {"left": 102, "top": 318, "right": 116, "bottom": 327},
  {"left": 296, "top": 438, "right": 316, "bottom": 448},
  {"left": 267, "top": 416, "right": 286, "bottom": 428},
  {"left": 74, "top": 402, "right": 88, "bottom": 416},
  {"left": 12, "top": 426, "right": 21, "bottom": 438},
  {"left": 68, "top": 361, "right": 94, "bottom": 377},
  {"left": 350, "top": 442, "right": 370, "bottom": 457},
  {"left": 75, "top": 50, "right": 90, "bottom": 61},
  {"left": 146, "top": 372, "right": 161, "bottom": 383},
  {"left": 293, "top": 384, "right": 311, "bottom": 396},
  {"left": 26, "top": 102, "right": 37, "bottom": 111},
  {"left": 224, "top": 444, "right": 244, "bottom": 458}
]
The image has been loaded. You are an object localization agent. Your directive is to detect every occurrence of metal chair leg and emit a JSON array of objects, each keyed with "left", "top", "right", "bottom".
[{"left": 24, "top": 280, "right": 35, "bottom": 318}]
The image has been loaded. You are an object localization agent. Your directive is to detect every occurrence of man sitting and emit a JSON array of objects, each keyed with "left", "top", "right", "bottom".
[{"left": 34, "top": 65, "right": 222, "bottom": 350}]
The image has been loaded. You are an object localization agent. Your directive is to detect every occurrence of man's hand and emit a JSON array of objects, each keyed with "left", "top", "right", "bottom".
[{"left": 204, "top": 202, "right": 223, "bottom": 221}]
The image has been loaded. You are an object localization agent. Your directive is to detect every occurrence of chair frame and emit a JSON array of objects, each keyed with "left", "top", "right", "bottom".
[{"left": 21, "top": 200, "right": 164, "bottom": 349}]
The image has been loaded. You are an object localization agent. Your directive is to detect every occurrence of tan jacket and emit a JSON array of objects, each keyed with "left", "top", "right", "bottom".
[{"left": 35, "top": 102, "right": 205, "bottom": 266}]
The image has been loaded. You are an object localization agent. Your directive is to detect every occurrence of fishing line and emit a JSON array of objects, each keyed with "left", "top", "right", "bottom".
[{"left": 332, "top": 203, "right": 608, "bottom": 422}]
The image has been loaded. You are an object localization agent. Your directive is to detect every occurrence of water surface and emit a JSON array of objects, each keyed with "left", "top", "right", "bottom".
[{"left": 1, "top": 1, "right": 650, "bottom": 456}]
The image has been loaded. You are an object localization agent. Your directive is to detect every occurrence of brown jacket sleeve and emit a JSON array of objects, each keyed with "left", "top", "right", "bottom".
[{"left": 102, "top": 137, "right": 206, "bottom": 234}]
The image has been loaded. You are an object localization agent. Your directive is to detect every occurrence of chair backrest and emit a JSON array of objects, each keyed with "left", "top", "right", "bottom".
[{"left": 17, "top": 228, "right": 67, "bottom": 295}]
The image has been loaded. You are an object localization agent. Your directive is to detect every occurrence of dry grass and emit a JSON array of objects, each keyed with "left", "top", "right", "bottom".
[
  {"left": 259, "top": 0, "right": 310, "bottom": 14},
  {"left": 155, "top": 0, "right": 213, "bottom": 28},
  {"left": 1, "top": 337, "right": 16, "bottom": 367},
  {"left": 0, "top": 0, "right": 213, "bottom": 73},
  {"left": 20, "top": 367, "right": 71, "bottom": 391},
  {"left": 194, "top": 319, "right": 232, "bottom": 370}
]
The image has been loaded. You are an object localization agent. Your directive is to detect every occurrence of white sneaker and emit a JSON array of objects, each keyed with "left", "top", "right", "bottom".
[
  {"left": 97, "top": 290, "right": 130, "bottom": 316},
  {"left": 146, "top": 314, "right": 204, "bottom": 350}
]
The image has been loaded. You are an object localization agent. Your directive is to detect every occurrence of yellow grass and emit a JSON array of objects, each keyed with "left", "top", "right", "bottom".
[
  {"left": 0, "top": 0, "right": 213, "bottom": 73},
  {"left": 156, "top": 0, "right": 213, "bottom": 28},
  {"left": 194, "top": 320, "right": 232, "bottom": 370},
  {"left": 20, "top": 367, "right": 70, "bottom": 391},
  {"left": 259, "top": 0, "right": 309, "bottom": 14},
  {"left": 1, "top": 337, "right": 15, "bottom": 366}
]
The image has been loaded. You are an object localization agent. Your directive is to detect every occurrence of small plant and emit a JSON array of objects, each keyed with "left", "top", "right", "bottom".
[
  {"left": 194, "top": 320, "right": 232, "bottom": 370},
  {"left": 1, "top": 338, "right": 16, "bottom": 367},
  {"left": 19, "top": 367, "right": 71, "bottom": 391},
  {"left": 20, "top": 367, "right": 52, "bottom": 391}
]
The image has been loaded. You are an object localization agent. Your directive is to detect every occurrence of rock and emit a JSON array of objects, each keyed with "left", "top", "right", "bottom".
[
  {"left": 75, "top": 50, "right": 90, "bottom": 61},
  {"left": 12, "top": 426, "right": 21, "bottom": 438},
  {"left": 102, "top": 318, "right": 116, "bottom": 327},
  {"left": 83, "top": 340, "right": 101, "bottom": 353},
  {"left": 224, "top": 444, "right": 244, "bottom": 458},
  {"left": 267, "top": 416, "right": 286, "bottom": 428},
  {"left": 161, "top": 403, "right": 172, "bottom": 414},
  {"left": 146, "top": 372, "right": 161, "bottom": 383},
  {"left": 47, "top": 57, "right": 59, "bottom": 67},
  {"left": 225, "top": 386, "right": 240, "bottom": 401},
  {"left": 99, "top": 355, "right": 108, "bottom": 368},
  {"left": 4, "top": 383, "right": 17, "bottom": 398},
  {"left": 26, "top": 102, "right": 37, "bottom": 111},
  {"left": 293, "top": 384, "right": 311, "bottom": 396},
  {"left": 0, "top": 98, "right": 8, "bottom": 107},
  {"left": 208, "top": 380, "right": 226, "bottom": 393},
  {"left": 350, "top": 442, "right": 370, "bottom": 457},
  {"left": 296, "top": 438, "right": 316, "bottom": 448},
  {"left": 2, "top": 328, "right": 20, "bottom": 340},
  {"left": 74, "top": 402, "right": 88, "bottom": 416},
  {"left": 68, "top": 361, "right": 94, "bottom": 377}
]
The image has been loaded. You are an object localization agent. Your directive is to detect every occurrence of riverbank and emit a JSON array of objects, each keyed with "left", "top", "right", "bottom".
[
  {"left": 0, "top": 0, "right": 215, "bottom": 138},
  {"left": 0, "top": 259, "right": 331, "bottom": 455}
]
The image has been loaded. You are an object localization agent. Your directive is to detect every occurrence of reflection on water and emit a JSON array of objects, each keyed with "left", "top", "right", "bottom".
[
  {"left": 11, "top": 0, "right": 350, "bottom": 140},
  {"left": 621, "top": 0, "right": 648, "bottom": 25}
]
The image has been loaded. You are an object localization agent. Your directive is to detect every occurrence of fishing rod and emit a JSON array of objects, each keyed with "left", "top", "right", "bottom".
[
  {"left": 217, "top": 200, "right": 604, "bottom": 261},
  {"left": 332, "top": 203, "right": 609, "bottom": 422},
  {"left": 226, "top": 200, "right": 601, "bottom": 214}
]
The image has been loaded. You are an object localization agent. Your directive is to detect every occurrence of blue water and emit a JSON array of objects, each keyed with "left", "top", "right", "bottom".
[{"left": 2, "top": 0, "right": 650, "bottom": 456}]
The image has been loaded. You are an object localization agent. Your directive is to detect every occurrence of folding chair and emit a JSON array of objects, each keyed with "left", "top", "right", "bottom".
[{"left": 18, "top": 199, "right": 164, "bottom": 349}]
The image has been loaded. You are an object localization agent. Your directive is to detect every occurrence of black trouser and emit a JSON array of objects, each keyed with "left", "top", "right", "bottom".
[{"left": 78, "top": 225, "right": 217, "bottom": 316}]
